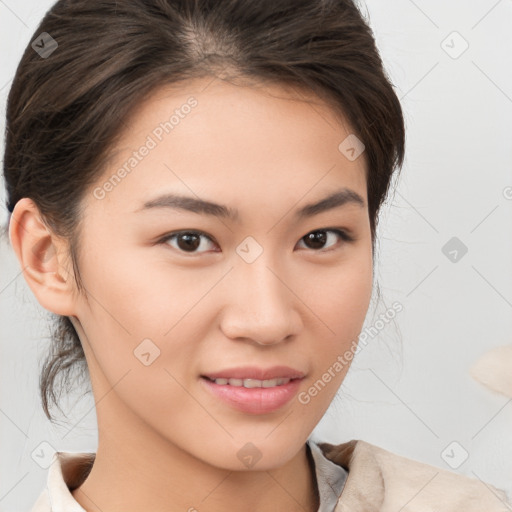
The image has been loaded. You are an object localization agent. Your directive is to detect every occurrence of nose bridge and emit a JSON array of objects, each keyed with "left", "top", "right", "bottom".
[{"left": 220, "top": 248, "right": 298, "bottom": 344}]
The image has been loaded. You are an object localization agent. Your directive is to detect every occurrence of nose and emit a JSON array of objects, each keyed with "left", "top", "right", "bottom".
[{"left": 219, "top": 258, "right": 302, "bottom": 346}]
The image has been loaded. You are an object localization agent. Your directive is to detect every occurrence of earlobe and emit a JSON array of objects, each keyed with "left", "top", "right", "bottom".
[{"left": 9, "top": 198, "right": 77, "bottom": 316}]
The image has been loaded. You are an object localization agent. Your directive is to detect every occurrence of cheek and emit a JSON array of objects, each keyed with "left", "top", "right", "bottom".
[
  {"left": 301, "top": 251, "right": 373, "bottom": 396},
  {"left": 77, "top": 246, "right": 179, "bottom": 333},
  {"left": 75, "top": 247, "right": 213, "bottom": 374},
  {"left": 304, "top": 251, "right": 373, "bottom": 339}
]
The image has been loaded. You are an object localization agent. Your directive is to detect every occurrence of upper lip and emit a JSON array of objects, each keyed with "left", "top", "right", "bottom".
[{"left": 201, "top": 366, "right": 306, "bottom": 381}]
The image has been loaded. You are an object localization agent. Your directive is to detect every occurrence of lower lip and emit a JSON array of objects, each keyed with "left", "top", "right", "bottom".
[{"left": 200, "top": 377, "right": 303, "bottom": 414}]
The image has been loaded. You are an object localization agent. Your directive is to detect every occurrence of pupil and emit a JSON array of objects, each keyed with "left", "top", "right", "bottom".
[
  {"left": 305, "top": 231, "right": 326, "bottom": 249},
  {"left": 178, "top": 233, "right": 200, "bottom": 251}
]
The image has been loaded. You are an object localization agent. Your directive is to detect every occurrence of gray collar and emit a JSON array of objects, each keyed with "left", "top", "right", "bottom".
[{"left": 306, "top": 439, "right": 349, "bottom": 512}]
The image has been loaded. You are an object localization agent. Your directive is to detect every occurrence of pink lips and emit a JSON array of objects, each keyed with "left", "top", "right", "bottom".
[{"left": 200, "top": 375, "right": 303, "bottom": 414}]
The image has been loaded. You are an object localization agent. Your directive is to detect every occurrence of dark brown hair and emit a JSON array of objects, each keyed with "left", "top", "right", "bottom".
[{"left": 2, "top": 0, "right": 405, "bottom": 422}]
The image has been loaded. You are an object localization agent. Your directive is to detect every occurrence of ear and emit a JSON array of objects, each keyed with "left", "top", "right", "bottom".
[{"left": 9, "top": 198, "right": 78, "bottom": 317}]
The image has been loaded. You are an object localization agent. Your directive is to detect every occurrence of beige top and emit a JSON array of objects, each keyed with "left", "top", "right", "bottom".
[{"left": 30, "top": 438, "right": 511, "bottom": 512}]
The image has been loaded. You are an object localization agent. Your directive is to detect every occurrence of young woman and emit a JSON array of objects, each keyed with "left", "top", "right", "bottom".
[{"left": 4, "top": 0, "right": 510, "bottom": 510}]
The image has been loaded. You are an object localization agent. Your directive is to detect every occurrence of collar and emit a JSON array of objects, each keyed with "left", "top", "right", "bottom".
[
  {"left": 306, "top": 438, "right": 348, "bottom": 511},
  {"left": 318, "top": 439, "right": 511, "bottom": 511},
  {"left": 32, "top": 451, "right": 93, "bottom": 512}
]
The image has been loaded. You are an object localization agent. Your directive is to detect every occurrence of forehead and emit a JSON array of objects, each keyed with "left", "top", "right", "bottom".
[{"left": 86, "top": 77, "right": 368, "bottom": 220}]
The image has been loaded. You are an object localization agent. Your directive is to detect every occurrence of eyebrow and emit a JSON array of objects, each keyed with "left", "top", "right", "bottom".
[{"left": 135, "top": 187, "right": 365, "bottom": 221}]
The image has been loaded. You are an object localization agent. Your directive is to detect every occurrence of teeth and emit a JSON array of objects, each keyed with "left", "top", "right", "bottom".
[{"left": 210, "top": 377, "right": 291, "bottom": 388}]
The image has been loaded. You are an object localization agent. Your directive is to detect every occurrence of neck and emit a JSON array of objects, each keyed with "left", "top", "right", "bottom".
[{"left": 70, "top": 391, "right": 319, "bottom": 512}]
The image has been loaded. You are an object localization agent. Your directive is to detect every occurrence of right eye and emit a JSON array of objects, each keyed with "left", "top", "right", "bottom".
[{"left": 158, "top": 230, "right": 219, "bottom": 254}]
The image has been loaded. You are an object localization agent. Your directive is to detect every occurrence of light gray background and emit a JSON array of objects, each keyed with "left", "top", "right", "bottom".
[{"left": 1, "top": 0, "right": 512, "bottom": 510}]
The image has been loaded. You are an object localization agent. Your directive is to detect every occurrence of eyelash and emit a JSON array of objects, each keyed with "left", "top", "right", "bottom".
[{"left": 157, "top": 228, "right": 355, "bottom": 255}]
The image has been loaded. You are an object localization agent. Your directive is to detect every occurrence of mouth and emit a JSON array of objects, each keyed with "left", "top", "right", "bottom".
[
  {"left": 199, "top": 375, "right": 304, "bottom": 414},
  {"left": 200, "top": 365, "right": 306, "bottom": 383},
  {"left": 201, "top": 375, "right": 300, "bottom": 388}
]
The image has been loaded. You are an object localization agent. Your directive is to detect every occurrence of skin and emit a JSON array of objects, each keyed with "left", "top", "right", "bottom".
[{"left": 10, "top": 76, "right": 373, "bottom": 512}]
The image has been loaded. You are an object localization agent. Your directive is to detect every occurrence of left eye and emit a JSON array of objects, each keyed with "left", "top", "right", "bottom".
[
  {"left": 159, "top": 228, "right": 352, "bottom": 254},
  {"left": 296, "top": 229, "right": 352, "bottom": 251}
]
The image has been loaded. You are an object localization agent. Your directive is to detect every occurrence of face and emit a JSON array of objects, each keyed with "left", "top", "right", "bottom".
[{"left": 67, "top": 77, "right": 373, "bottom": 470}]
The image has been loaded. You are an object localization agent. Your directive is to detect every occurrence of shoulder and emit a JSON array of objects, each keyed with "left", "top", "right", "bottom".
[
  {"left": 29, "top": 488, "right": 50, "bottom": 512},
  {"left": 317, "top": 439, "right": 511, "bottom": 512}
]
